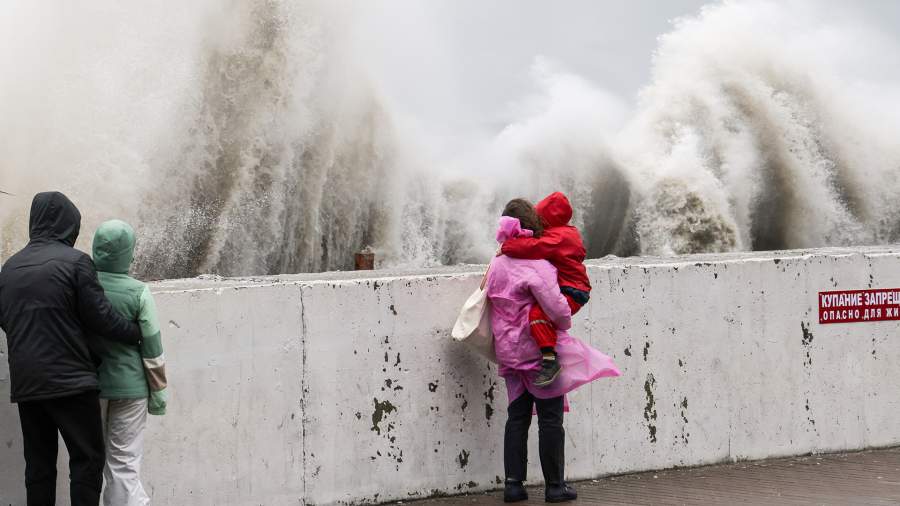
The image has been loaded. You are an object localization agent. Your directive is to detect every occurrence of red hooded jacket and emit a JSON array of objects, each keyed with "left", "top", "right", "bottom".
[{"left": 500, "top": 192, "right": 591, "bottom": 292}]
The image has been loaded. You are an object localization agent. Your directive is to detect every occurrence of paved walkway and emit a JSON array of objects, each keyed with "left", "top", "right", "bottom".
[{"left": 418, "top": 447, "right": 900, "bottom": 505}]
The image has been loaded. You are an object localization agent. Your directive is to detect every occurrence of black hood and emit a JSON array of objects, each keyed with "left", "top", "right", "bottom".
[{"left": 29, "top": 192, "right": 81, "bottom": 246}]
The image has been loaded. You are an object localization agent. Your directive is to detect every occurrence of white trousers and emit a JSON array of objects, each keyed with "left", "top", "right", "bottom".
[{"left": 101, "top": 398, "right": 150, "bottom": 506}]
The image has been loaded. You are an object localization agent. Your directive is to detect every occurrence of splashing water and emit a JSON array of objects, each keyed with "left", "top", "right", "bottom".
[
  {"left": 2, "top": 1, "right": 900, "bottom": 278},
  {"left": 617, "top": 1, "right": 900, "bottom": 256}
]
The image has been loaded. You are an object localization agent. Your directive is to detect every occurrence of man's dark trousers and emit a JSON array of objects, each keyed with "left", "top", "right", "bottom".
[{"left": 17, "top": 390, "right": 105, "bottom": 506}]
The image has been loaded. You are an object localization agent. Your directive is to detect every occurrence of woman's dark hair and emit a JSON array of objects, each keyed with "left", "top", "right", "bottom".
[{"left": 502, "top": 198, "right": 543, "bottom": 237}]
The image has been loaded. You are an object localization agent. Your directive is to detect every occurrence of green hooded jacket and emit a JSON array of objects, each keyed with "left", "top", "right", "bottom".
[{"left": 92, "top": 219, "right": 168, "bottom": 415}]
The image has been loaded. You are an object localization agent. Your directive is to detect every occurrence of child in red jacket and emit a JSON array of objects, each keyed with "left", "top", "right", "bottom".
[{"left": 501, "top": 192, "right": 591, "bottom": 387}]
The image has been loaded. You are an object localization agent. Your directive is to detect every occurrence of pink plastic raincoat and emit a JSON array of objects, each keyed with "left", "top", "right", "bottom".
[{"left": 487, "top": 216, "right": 620, "bottom": 406}]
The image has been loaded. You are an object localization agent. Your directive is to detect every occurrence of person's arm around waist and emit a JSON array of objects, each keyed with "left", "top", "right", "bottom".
[
  {"left": 139, "top": 285, "right": 167, "bottom": 415},
  {"left": 74, "top": 256, "right": 142, "bottom": 344}
]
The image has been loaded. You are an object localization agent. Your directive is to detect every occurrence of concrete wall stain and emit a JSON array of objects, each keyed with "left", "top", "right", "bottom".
[
  {"left": 371, "top": 398, "right": 397, "bottom": 435},
  {"left": 805, "top": 398, "right": 817, "bottom": 430},
  {"left": 483, "top": 380, "right": 496, "bottom": 421},
  {"left": 452, "top": 481, "right": 478, "bottom": 491},
  {"left": 457, "top": 449, "right": 470, "bottom": 469},
  {"left": 801, "top": 322, "right": 814, "bottom": 346},
  {"left": 644, "top": 373, "right": 658, "bottom": 443},
  {"left": 801, "top": 322, "right": 814, "bottom": 367},
  {"left": 678, "top": 396, "right": 690, "bottom": 445},
  {"left": 483, "top": 381, "right": 496, "bottom": 403},
  {"left": 456, "top": 392, "right": 469, "bottom": 412}
]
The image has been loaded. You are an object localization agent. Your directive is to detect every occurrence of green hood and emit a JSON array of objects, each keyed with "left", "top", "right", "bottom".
[{"left": 92, "top": 220, "right": 135, "bottom": 274}]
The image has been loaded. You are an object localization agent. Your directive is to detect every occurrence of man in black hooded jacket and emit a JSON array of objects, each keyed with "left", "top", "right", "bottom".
[{"left": 0, "top": 191, "right": 142, "bottom": 506}]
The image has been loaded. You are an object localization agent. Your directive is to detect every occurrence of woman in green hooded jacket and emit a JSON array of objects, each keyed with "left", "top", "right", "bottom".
[{"left": 91, "top": 219, "right": 167, "bottom": 506}]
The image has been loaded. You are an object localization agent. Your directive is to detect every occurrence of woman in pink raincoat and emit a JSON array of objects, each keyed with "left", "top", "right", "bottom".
[{"left": 486, "top": 199, "right": 620, "bottom": 503}]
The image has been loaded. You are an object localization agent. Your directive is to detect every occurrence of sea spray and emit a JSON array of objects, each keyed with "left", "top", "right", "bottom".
[{"left": 2, "top": 1, "right": 900, "bottom": 277}]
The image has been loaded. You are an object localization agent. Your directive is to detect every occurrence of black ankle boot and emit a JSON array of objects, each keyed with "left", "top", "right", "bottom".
[
  {"left": 545, "top": 482, "right": 577, "bottom": 503},
  {"left": 504, "top": 480, "right": 528, "bottom": 503}
]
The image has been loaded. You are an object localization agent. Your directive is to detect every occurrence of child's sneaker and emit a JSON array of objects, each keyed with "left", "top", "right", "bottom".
[{"left": 534, "top": 358, "right": 561, "bottom": 387}]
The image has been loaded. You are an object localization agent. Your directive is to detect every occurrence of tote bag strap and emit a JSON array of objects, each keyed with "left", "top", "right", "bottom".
[{"left": 479, "top": 263, "right": 492, "bottom": 291}]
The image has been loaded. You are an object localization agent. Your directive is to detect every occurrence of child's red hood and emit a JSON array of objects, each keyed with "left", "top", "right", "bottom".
[{"left": 536, "top": 192, "right": 573, "bottom": 228}]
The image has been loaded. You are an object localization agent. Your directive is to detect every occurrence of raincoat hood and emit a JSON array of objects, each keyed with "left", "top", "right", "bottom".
[
  {"left": 92, "top": 220, "right": 135, "bottom": 274},
  {"left": 496, "top": 216, "right": 534, "bottom": 243},
  {"left": 29, "top": 191, "right": 81, "bottom": 246},
  {"left": 536, "top": 192, "right": 573, "bottom": 228}
]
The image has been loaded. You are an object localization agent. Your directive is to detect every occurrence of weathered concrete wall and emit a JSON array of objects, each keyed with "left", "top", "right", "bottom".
[{"left": 2, "top": 248, "right": 900, "bottom": 505}]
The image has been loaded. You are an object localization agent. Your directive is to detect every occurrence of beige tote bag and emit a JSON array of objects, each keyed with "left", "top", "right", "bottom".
[{"left": 451, "top": 268, "right": 497, "bottom": 363}]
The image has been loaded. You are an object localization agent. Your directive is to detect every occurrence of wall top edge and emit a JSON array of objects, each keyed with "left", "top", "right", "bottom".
[{"left": 149, "top": 245, "right": 900, "bottom": 294}]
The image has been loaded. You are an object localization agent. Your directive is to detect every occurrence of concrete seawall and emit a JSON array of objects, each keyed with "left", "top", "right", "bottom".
[{"left": 2, "top": 247, "right": 900, "bottom": 505}]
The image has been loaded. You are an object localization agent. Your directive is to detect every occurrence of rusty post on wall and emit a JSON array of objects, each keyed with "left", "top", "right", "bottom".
[{"left": 355, "top": 247, "right": 375, "bottom": 270}]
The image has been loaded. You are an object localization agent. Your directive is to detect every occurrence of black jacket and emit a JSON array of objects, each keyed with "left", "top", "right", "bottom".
[{"left": 0, "top": 192, "right": 142, "bottom": 402}]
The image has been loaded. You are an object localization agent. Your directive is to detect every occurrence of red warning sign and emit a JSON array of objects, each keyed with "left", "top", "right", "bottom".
[{"left": 819, "top": 288, "right": 900, "bottom": 324}]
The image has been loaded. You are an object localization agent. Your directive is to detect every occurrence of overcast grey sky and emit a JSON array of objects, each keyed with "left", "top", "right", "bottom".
[
  {"left": 356, "top": 0, "right": 900, "bottom": 136},
  {"left": 427, "top": 1, "right": 711, "bottom": 105}
]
